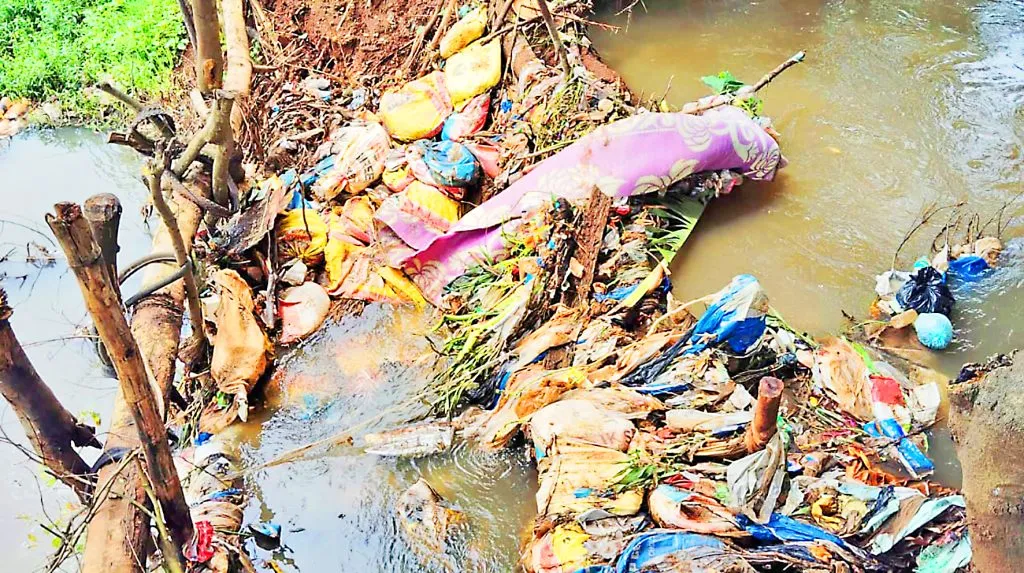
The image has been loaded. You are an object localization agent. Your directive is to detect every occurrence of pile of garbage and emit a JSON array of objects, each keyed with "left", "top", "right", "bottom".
[
  {"left": 131, "top": 2, "right": 971, "bottom": 572},
  {"left": 870, "top": 226, "right": 1004, "bottom": 352}
]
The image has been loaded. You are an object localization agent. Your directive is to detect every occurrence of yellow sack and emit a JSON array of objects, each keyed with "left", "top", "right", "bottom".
[
  {"left": 379, "top": 71, "right": 453, "bottom": 141},
  {"left": 439, "top": 6, "right": 487, "bottom": 59},
  {"left": 276, "top": 208, "right": 328, "bottom": 264},
  {"left": 444, "top": 39, "right": 501, "bottom": 105}
]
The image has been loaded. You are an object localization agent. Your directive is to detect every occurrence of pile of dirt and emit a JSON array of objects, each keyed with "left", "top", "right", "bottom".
[{"left": 263, "top": 0, "right": 437, "bottom": 81}]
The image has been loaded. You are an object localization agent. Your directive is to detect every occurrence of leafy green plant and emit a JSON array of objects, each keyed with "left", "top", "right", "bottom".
[
  {"left": 700, "top": 69, "right": 763, "bottom": 118},
  {"left": 641, "top": 194, "right": 707, "bottom": 263},
  {"left": 0, "top": 0, "right": 184, "bottom": 119}
]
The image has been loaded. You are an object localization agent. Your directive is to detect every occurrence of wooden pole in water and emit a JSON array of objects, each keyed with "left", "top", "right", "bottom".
[
  {"left": 83, "top": 193, "right": 122, "bottom": 288},
  {"left": 46, "top": 202, "right": 193, "bottom": 561},
  {"left": 0, "top": 289, "right": 100, "bottom": 502},
  {"left": 81, "top": 176, "right": 207, "bottom": 573}
]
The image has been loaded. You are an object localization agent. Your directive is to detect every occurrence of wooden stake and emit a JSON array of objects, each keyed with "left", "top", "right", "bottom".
[
  {"left": 46, "top": 203, "right": 193, "bottom": 560},
  {"left": 82, "top": 175, "right": 207, "bottom": 573},
  {"left": 83, "top": 194, "right": 122, "bottom": 290},
  {"left": 0, "top": 290, "right": 99, "bottom": 502}
]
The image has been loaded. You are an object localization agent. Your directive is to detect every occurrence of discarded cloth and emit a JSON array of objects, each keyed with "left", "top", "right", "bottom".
[{"left": 404, "top": 107, "right": 784, "bottom": 303}]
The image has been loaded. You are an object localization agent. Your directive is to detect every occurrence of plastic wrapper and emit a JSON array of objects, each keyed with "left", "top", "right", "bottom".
[
  {"left": 894, "top": 266, "right": 954, "bottom": 316},
  {"left": 310, "top": 121, "right": 390, "bottom": 201},
  {"left": 276, "top": 208, "right": 329, "bottom": 264},
  {"left": 278, "top": 282, "right": 331, "bottom": 344},
  {"left": 439, "top": 6, "right": 487, "bottom": 58},
  {"left": 442, "top": 93, "right": 489, "bottom": 141}
]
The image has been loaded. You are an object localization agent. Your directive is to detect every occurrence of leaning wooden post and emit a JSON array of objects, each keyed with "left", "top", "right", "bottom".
[
  {"left": 83, "top": 193, "right": 122, "bottom": 290},
  {"left": 45, "top": 203, "right": 193, "bottom": 557},
  {"left": 0, "top": 289, "right": 99, "bottom": 502},
  {"left": 146, "top": 154, "right": 207, "bottom": 349}
]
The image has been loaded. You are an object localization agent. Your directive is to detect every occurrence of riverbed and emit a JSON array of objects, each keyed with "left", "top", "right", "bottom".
[{"left": 1, "top": 0, "right": 1022, "bottom": 570}]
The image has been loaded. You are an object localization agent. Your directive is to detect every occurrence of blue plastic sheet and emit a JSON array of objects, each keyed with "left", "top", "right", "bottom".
[
  {"left": 413, "top": 140, "right": 481, "bottom": 188},
  {"left": 612, "top": 531, "right": 724, "bottom": 573},
  {"left": 736, "top": 513, "right": 852, "bottom": 551}
]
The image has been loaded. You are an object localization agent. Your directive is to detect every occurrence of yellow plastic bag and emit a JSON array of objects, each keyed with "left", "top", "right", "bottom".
[
  {"left": 444, "top": 39, "right": 501, "bottom": 104},
  {"left": 276, "top": 208, "right": 328, "bottom": 264},
  {"left": 379, "top": 71, "right": 453, "bottom": 141},
  {"left": 439, "top": 6, "right": 487, "bottom": 59}
]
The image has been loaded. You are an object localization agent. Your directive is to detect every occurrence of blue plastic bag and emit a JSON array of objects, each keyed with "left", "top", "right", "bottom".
[
  {"left": 736, "top": 512, "right": 851, "bottom": 550},
  {"left": 686, "top": 274, "right": 769, "bottom": 355},
  {"left": 413, "top": 140, "right": 480, "bottom": 188},
  {"left": 947, "top": 255, "right": 989, "bottom": 282}
]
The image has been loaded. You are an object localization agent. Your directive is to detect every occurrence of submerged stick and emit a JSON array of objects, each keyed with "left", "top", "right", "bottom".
[
  {"left": 46, "top": 203, "right": 193, "bottom": 559},
  {"left": 681, "top": 51, "right": 806, "bottom": 115}
]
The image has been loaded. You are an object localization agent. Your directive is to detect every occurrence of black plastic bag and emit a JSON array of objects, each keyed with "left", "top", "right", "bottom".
[{"left": 895, "top": 266, "right": 954, "bottom": 316}]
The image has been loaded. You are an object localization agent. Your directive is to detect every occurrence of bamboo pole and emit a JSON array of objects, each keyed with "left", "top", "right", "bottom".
[
  {"left": 46, "top": 203, "right": 193, "bottom": 561},
  {"left": 0, "top": 290, "right": 99, "bottom": 502}
]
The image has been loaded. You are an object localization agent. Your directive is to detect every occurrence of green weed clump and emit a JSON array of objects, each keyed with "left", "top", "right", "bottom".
[{"left": 0, "top": 0, "right": 185, "bottom": 117}]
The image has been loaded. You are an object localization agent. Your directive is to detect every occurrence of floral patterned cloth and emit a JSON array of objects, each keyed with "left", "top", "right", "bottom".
[{"left": 403, "top": 106, "right": 785, "bottom": 305}]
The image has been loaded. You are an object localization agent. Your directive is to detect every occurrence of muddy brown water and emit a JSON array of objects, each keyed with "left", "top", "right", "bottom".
[{"left": 2, "top": 0, "right": 1023, "bottom": 569}]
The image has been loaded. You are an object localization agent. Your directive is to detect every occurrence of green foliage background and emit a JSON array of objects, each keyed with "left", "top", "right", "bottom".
[{"left": 0, "top": 0, "right": 185, "bottom": 115}]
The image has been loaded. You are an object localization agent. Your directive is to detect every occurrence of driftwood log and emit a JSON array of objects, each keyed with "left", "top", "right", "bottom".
[
  {"left": 0, "top": 290, "right": 100, "bottom": 501},
  {"left": 948, "top": 353, "right": 1024, "bottom": 572},
  {"left": 47, "top": 203, "right": 193, "bottom": 567}
]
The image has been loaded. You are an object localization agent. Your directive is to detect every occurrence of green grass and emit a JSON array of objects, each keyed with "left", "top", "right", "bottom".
[{"left": 0, "top": 0, "right": 185, "bottom": 118}]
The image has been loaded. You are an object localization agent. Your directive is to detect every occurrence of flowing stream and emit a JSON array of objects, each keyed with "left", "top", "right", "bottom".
[{"left": 1, "top": 0, "right": 1023, "bottom": 569}]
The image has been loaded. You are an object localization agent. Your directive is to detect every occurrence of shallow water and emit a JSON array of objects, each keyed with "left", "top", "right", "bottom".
[
  {"left": 591, "top": 0, "right": 1024, "bottom": 487},
  {"left": 232, "top": 305, "right": 537, "bottom": 572},
  {"left": 592, "top": 0, "right": 1024, "bottom": 367}
]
